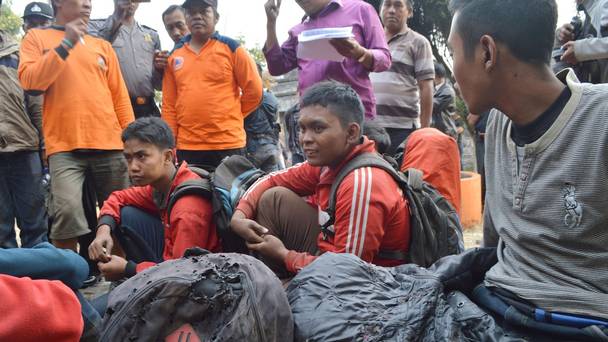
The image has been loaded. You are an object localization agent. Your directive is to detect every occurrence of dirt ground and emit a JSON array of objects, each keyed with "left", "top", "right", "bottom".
[{"left": 463, "top": 223, "right": 483, "bottom": 249}]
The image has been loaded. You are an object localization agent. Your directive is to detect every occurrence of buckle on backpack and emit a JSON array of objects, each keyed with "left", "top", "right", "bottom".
[{"left": 321, "top": 221, "right": 335, "bottom": 240}]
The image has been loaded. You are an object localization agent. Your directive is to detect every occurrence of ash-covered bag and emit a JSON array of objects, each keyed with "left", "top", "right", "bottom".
[{"left": 100, "top": 248, "right": 293, "bottom": 342}]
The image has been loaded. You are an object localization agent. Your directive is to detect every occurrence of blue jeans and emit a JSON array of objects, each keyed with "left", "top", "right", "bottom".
[
  {"left": 0, "top": 242, "right": 101, "bottom": 340},
  {"left": 92, "top": 206, "right": 164, "bottom": 317},
  {"left": 114, "top": 206, "right": 165, "bottom": 264},
  {"left": 0, "top": 151, "right": 48, "bottom": 248}
]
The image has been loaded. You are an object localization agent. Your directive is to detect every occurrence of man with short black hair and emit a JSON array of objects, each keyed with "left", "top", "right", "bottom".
[
  {"left": 231, "top": 81, "right": 411, "bottom": 276},
  {"left": 162, "top": 5, "right": 189, "bottom": 45},
  {"left": 449, "top": 0, "right": 608, "bottom": 330},
  {"left": 163, "top": 0, "right": 262, "bottom": 169},
  {"left": 22, "top": 2, "right": 54, "bottom": 32},
  {"left": 370, "top": 0, "right": 435, "bottom": 154},
  {"left": 89, "top": 117, "right": 221, "bottom": 282}
]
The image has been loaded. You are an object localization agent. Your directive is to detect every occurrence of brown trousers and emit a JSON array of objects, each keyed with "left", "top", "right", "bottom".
[{"left": 255, "top": 187, "right": 320, "bottom": 275}]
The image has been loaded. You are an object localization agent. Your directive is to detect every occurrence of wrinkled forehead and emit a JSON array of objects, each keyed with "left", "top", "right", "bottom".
[{"left": 164, "top": 10, "right": 186, "bottom": 24}]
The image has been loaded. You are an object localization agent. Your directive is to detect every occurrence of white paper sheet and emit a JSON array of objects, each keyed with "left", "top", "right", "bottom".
[{"left": 297, "top": 27, "right": 354, "bottom": 62}]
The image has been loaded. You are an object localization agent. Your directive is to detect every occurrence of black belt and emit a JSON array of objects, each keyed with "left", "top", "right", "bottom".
[{"left": 131, "top": 96, "right": 154, "bottom": 106}]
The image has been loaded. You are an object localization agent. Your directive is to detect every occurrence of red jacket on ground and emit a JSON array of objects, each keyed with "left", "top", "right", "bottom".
[
  {"left": 237, "top": 137, "right": 410, "bottom": 273},
  {"left": 0, "top": 274, "right": 83, "bottom": 342},
  {"left": 401, "top": 128, "right": 462, "bottom": 215},
  {"left": 99, "top": 162, "right": 221, "bottom": 273}
]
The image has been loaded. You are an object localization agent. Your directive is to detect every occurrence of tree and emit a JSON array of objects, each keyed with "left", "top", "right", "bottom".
[
  {"left": 236, "top": 35, "right": 266, "bottom": 67},
  {"left": 408, "top": 0, "right": 452, "bottom": 72},
  {"left": 364, "top": 0, "right": 453, "bottom": 75},
  {"left": 0, "top": 0, "right": 22, "bottom": 38}
]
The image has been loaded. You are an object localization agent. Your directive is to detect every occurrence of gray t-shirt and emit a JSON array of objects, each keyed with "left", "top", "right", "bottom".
[{"left": 483, "top": 69, "right": 608, "bottom": 320}]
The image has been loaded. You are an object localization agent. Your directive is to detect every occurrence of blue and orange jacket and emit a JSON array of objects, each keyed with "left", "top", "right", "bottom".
[{"left": 162, "top": 32, "right": 263, "bottom": 151}]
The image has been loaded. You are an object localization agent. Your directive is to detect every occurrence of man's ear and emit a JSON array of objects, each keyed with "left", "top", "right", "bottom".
[
  {"left": 479, "top": 35, "right": 497, "bottom": 73},
  {"left": 346, "top": 123, "right": 362, "bottom": 144},
  {"left": 163, "top": 148, "right": 175, "bottom": 165}
]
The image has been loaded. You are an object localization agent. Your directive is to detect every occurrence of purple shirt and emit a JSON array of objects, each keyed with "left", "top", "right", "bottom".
[{"left": 264, "top": 0, "right": 391, "bottom": 119}]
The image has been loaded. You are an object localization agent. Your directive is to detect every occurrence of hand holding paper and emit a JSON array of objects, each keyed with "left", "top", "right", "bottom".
[
  {"left": 297, "top": 27, "right": 355, "bottom": 62},
  {"left": 329, "top": 37, "right": 366, "bottom": 60}
]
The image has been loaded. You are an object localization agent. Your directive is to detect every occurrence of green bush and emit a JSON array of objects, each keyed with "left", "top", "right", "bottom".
[{"left": 0, "top": 1, "right": 22, "bottom": 38}]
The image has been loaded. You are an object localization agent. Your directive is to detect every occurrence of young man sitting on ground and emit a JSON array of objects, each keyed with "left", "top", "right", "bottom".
[
  {"left": 231, "top": 81, "right": 460, "bottom": 276},
  {"left": 449, "top": 0, "right": 608, "bottom": 328},
  {"left": 89, "top": 117, "right": 221, "bottom": 281}
]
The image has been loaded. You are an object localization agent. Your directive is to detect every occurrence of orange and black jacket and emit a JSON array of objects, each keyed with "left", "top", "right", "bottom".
[
  {"left": 98, "top": 162, "right": 222, "bottom": 274},
  {"left": 18, "top": 26, "right": 134, "bottom": 156}
]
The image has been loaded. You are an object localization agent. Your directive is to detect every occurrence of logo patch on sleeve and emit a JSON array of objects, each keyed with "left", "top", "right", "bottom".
[
  {"left": 97, "top": 56, "right": 108, "bottom": 71},
  {"left": 174, "top": 57, "right": 184, "bottom": 71}
]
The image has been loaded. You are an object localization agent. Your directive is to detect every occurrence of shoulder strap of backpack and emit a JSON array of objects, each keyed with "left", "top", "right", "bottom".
[
  {"left": 404, "top": 168, "right": 424, "bottom": 190},
  {"left": 166, "top": 167, "right": 213, "bottom": 223},
  {"left": 322, "top": 153, "right": 408, "bottom": 238},
  {"left": 323, "top": 153, "right": 432, "bottom": 263}
]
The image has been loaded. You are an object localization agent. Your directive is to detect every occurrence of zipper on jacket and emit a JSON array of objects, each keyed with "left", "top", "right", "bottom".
[{"left": 242, "top": 273, "right": 267, "bottom": 341}]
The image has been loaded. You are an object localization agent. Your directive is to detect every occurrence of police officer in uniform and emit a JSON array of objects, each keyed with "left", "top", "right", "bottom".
[
  {"left": 22, "top": 2, "right": 54, "bottom": 32},
  {"left": 90, "top": 0, "right": 164, "bottom": 118}
]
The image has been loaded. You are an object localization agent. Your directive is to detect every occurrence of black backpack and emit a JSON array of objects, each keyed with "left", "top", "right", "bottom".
[
  {"left": 100, "top": 248, "right": 294, "bottom": 341},
  {"left": 321, "top": 153, "right": 464, "bottom": 268},
  {"left": 166, "top": 155, "right": 266, "bottom": 253}
]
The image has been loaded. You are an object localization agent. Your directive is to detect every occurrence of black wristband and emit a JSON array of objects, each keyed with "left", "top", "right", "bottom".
[
  {"left": 54, "top": 45, "right": 69, "bottom": 60},
  {"left": 124, "top": 261, "right": 137, "bottom": 278}
]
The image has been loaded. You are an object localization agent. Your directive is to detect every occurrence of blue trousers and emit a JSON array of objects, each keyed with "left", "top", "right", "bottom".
[
  {"left": 114, "top": 206, "right": 164, "bottom": 264},
  {"left": 92, "top": 206, "right": 164, "bottom": 316},
  {"left": 0, "top": 151, "right": 48, "bottom": 248}
]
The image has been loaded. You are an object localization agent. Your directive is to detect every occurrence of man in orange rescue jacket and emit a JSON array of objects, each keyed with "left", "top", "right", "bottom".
[
  {"left": 18, "top": 0, "right": 134, "bottom": 255},
  {"left": 162, "top": 0, "right": 262, "bottom": 169}
]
